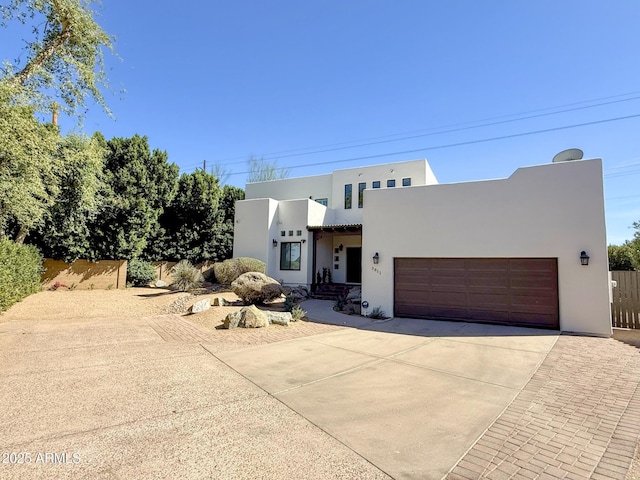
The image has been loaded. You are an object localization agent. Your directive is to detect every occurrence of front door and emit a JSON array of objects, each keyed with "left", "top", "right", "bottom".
[{"left": 346, "top": 247, "right": 362, "bottom": 283}]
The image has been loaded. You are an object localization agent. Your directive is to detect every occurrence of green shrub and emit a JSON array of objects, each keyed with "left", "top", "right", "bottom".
[
  {"left": 170, "top": 260, "right": 204, "bottom": 292},
  {"left": 0, "top": 239, "right": 43, "bottom": 312},
  {"left": 368, "top": 306, "right": 386, "bottom": 319},
  {"left": 126, "top": 259, "right": 157, "bottom": 286},
  {"left": 333, "top": 295, "right": 346, "bottom": 311},
  {"left": 291, "top": 305, "right": 307, "bottom": 321},
  {"left": 284, "top": 294, "right": 295, "bottom": 312},
  {"left": 213, "top": 257, "right": 265, "bottom": 285}
]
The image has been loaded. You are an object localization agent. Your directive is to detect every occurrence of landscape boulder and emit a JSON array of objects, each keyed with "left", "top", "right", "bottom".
[
  {"left": 189, "top": 298, "right": 211, "bottom": 313},
  {"left": 231, "top": 272, "right": 284, "bottom": 305},
  {"left": 222, "top": 305, "right": 269, "bottom": 329},
  {"left": 155, "top": 280, "right": 167, "bottom": 288},
  {"left": 212, "top": 296, "right": 230, "bottom": 306},
  {"left": 266, "top": 311, "right": 292, "bottom": 326}
]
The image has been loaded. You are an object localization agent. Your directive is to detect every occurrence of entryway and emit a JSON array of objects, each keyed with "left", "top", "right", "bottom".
[{"left": 346, "top": 247, "right": 362, "bottom": 283}]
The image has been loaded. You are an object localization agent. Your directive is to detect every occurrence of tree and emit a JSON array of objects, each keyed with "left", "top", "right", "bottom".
[
  {"left": 608, "top": 244, "right": 636, "bottom": 271},
  {"left": 90, "top": 135, "right": 179, "bottom": 260},
  {"left": 28, "top": 133, "right": 106, "bottom": 261},
  {"left": 1, "top": 0, "right": 115, "bottom": 118},
  {"left": 0, "top": 81, "right": 59, "bottom": 242},
  {"left": 247, "top": 155, "right": 290, "bottom": 183}
]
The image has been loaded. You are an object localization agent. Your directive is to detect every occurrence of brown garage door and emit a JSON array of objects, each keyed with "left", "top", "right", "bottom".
[{"left": 394, "top": 258, "right": 559, "bottom": 329}]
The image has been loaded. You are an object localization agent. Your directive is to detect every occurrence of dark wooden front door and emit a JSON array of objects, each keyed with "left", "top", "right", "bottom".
[
  {"left": 394, "top": 257, "right": 559, "bottom": 329},
  {"left": 346, "top": 247, "right": 362, "bottom": 283}
]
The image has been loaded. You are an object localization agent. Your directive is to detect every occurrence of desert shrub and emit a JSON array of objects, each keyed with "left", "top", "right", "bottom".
[
  {"left": 333, "top": 295, "right": 346, "bottom": 311},
  {"left": 291, "top": 305, "right": 306, "bottom": 321},
  {"left": 0, "top": 239, "right": 43, "bottom": 312},
  {"left": 283, "top": 294, "right": 295, "bottom": 312},
  {"left": 213, "top": 257, "right": 265, "bottom": 285},
  {"left": 231, "top": 272, "right": 283, "bottom": 304},
  {"left": 126, "top": 259, "right": 157, "bottom": 286},
  {"left": 368, "top": 306, "right": 386, "bottom": 319},
  {"left": 170, "top": 260, "right": 204, "bottom": 292}
]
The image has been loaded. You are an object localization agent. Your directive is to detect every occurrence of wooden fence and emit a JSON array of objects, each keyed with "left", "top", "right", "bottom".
[{"left": 611, "top": 271, "right": 640, "bottom": 329}]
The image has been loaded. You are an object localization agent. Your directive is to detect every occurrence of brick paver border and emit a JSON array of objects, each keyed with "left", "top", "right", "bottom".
[{"left": 447, "top": 335, "right": 640, "bottom": 480}]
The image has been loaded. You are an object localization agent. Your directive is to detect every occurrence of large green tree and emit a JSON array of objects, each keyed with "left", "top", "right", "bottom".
[
  {"left": 0, "top": 81, "right": 59, "bottom": 242},
  {"left": 28, "top": 133, "right": 106, "bottom": 261},
  {"left": 1, "top": 0, "right": 115, "bottom": 117},
  {"left": 608, "top": 221, "right": 640, "bottom": 271},
  {"left": 1, "top": 0, "right": 115, "bottom": 243},
  {"left": 90, "top": 135, "right": 179, "bottom": 260}
]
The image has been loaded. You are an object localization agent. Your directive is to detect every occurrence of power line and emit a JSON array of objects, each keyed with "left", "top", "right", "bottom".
[
  {"left": 196, "top": 90, "right": 640, "bottom": 168},
  {"left": 216, "top": 113, "right": 640, "bottom": 178}
]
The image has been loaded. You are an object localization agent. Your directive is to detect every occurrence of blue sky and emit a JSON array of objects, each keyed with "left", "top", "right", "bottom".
[{"left": 4, "top": 1, "right": 640, "bottom": 244}]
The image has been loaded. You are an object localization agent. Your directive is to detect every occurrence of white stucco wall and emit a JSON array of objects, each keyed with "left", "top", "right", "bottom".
[
  {"left": 245, "top": 174, "right": 333, "bottom": 204},
  {"left": 361, "top": 158, "right": 611, "bottom": 336},
  {"left": 233, "top": 198, "right": 279, "bottom": 270},
  {"left": 331, "top": 159, "right": 438, "bottom": 224}
]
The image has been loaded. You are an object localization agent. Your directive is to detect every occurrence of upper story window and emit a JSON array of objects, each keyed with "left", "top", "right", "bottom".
[
  {"left": 344, "top": 184, "right": 352, "bottom": 209},
  {"left": 288, "top": 230, "right": 293, "bottom": 236},
  {"left": 358, "top": 182, "right": 366, "bottom": 208},
  {"left": 280, "top": 242, "right": 301, "bottom": 270},
  {"left": 387, "top": 179, "right": 396, "bottom": 188},
  {"left": 296, "top": 230, "right": 302, "bottom": 236},
  {"left": 372, "top": 181, "right": 380, "bottom": 189},
  {"left": 280, "top": 231, "right": 285, "bottom": 236},
  {"left": 315, "top": 198, "right": 328, "bottom": 206},
  {"left": 402, "top": 178, "right": 411, "bottom": 186}
]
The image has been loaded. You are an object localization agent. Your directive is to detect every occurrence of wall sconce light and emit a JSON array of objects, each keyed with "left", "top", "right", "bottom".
[
  {"left": 272, "top": 239, "right": 278, "bottom": 247},
  {"left": 301, "top": 239, "right": 306, "bottom": 244},
  {"left": 339, "top": 244, "right": 344, "bottom": 251},
  {"left": 580, "top": 251, "right": 590, "bottom": 266},
  {"left": 373, "top": 252, "right": 379, "bottom": 264}
]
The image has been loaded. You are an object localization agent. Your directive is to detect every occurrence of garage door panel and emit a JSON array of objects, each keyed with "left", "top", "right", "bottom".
[{"left": 394, "top": 258, "right": 559, "bottom": 329}]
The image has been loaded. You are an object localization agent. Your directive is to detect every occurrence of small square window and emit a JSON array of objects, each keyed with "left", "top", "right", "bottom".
[
  {"left": 387, "top": 179, "right": 396, "bottom": 188},
  {"left": 334, "top": 256, "right": 339, "bottom": 261},
  {"left": 296, "top": 230, "right": 302, "bottom": 236},
  {"left": 334, "top": 248, "right": 340, "bottom": 254},
  {"left": 288, "top": 230, "right": 293, "bottom": 236},
  {"left": 402, "top": 178, "right": 411, "bottom": 186},
  {"left": 372, "top": 181, "right": 380, "bottom": 189},
  {"left": 280, "top": 231, "right": 285, "bottom": 236},
  {"left": 334, "top": 264, "right": 339, "bottom": 270}
]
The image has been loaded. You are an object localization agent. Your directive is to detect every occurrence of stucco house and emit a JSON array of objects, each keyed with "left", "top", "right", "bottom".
[{"left": 233, "top": 157, "right": 611, "bottom": 336}]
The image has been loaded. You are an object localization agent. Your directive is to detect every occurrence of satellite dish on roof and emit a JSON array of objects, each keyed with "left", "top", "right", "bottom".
[{"left": 552, "top": 148, "right": 583, "bottom": 163}]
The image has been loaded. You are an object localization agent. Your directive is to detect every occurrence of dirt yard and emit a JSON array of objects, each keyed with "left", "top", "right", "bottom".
[{"left": 0, "top": 285, "right": 270, "bottom": 325}]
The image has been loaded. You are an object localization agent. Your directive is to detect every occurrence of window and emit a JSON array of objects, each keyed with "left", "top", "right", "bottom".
[
  {"left": 316, "top": 198, "right": 328, "bottom": 206},
  {"left": 402, "top": 178, "right": 411, "bottom": 186},
  {"left": 358, "top": 182, "right": 366, "bottom": 208},
  {"left": 372, "top": 181, "right": 380, "bottom": 189},
  {"left": 280, "top": 242, "right": 301, "bottom": 270},
  {"left": 296, "top": 230, "right": 302, "bottom": 236},
  {"left": 288, "top": 230, "right": 293, "bottom": 236},
  {"left": 387, "top": 179, "right": 396, "bottom": 188},
  {"left": 344, "top": 184, "right": 352, "bottom": 209},
  {"left": 280, "top": 231, "right": 285, "bottom": 236}
]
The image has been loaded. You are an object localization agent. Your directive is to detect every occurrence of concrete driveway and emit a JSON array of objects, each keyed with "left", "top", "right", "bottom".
[{"left": 1, "top": 299, "right": 639, "bottom": 479}]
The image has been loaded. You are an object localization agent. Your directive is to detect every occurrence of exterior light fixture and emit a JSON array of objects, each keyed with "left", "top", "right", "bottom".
[
  {"left": 301, "top": 239, "right": 306, "bottom": 244},
  {"left": 373, "top": 252, "right": 379, "bottom": 264},
  {"left": 580, "top": 251, "right": 590, "bottom": 266},
  {"left": 339, "top": 244, "right": 344, "bottom": 251},
  {"left": 272, "top": 239, "right": 278, "bottom": 247}
]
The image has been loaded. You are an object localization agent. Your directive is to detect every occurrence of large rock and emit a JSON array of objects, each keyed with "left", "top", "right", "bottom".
[
  {"left": 212, "top": 296, "right": 230, "bottom": 306},
  {"left": 223, "top": 310, "right": 242, "bottom": 329},
  {"left": 189, "top": 298, "right": 211, "bottom": 313},
  {"left": 222, "top": 305, "right": 269, "bottom": 329},
  {"left": 231, "top": 272, "right": 284, "bottom": 305},
  {"left": 242, "top": 305, "right": 269, "bottom": 328},
  {"left": 155, "top": 279, "right": 167, "bottom": 288},
  {"left": 266, "top": 311, "right": 292, "bottom": 326}
]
